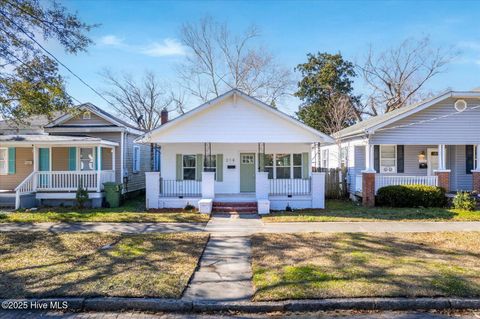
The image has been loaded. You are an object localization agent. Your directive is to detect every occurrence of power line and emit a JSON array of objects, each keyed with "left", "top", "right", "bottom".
[{"left": 0, "top": 8, "right": 116, "bottom": 109}]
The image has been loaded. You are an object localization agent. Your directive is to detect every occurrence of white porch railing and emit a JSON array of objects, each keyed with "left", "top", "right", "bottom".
[
  {"left": 14, "top": 172, "right": 36, "bottom": 209},
  {"left": 159, "top": 179, "right": 202, "bottom": 197},
  {"left": 14, "top": 170, "right": 116, "bottom": 209},
  {"left": 269, "top": 178, "right": 311, "bottom": 196},
  {"left": 374, "top": 175, "right": 438, "bottom": 194},
  {"left": 36, "top": 170, "right": 115, "bottom": 191}
]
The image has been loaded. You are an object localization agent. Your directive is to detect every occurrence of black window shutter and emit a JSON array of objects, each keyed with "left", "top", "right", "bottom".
[
  {"left": 397, "top": 145, "right": 404, "bottom": 173},
  {"left": 466, "top": 145, "right": 474, "bottom": 175},
  {"left": 374, "top": 145, "right": 380, "bottom": 173}
]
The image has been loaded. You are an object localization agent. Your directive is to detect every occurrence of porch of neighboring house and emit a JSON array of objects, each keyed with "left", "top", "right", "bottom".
[
  {"left": 0, "top": 135, "right": 118, "bottom": 209},
  {"left": 353, "top": 143, "right": 480, "bottom": 206},
  {"left": 145, "top": 142, "right": 326, "bottom": 213}
]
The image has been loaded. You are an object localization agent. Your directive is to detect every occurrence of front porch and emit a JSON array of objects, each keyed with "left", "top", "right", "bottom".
[
  {"left": 0, "top": 135, "right": 119, "bottom": 209},
  {"left": 145, "top": 142, "right": 326, "bottom": 213},
  {"left": 355, "top": 143, "right": 480, "bottom": 206}
]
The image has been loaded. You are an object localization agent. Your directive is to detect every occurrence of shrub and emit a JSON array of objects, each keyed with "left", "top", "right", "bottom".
[
  {"left": 184, "top": 203, "right": 195, "bottom": 211},
  {"left": 452, "top": 191, "right": 477, "bottom": 211},
  {"left": 76, "top": 185, "right": 89, "bottom": 209},
  {"left": 376, "top": 184, "right": 447, "bottom": 208}
]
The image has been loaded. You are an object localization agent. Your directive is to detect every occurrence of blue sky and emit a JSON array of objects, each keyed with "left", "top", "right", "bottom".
[{"left": 54, "top": 0, "right": 480, "bottom": 116}]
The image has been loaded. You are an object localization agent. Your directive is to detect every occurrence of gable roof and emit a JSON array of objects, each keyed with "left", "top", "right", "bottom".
[
  {"left": 45, "top": 103, "right": 144, "bottom": 135},
  {"left": 334, "top": 91, "right": 480, "bottom": 140},
  {"left": 137, "top": 89, "right": 334, "bottom": 144}
]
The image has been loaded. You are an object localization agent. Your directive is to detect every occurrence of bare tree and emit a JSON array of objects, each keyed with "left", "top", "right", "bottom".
[
  {"left": 101, "top": 70, "right": 173, "bottom": 131},
  {"left": 358, "top": 37, "right": 455, "bottom": 115},
  {"left": 178, "top": 16, "right": 293, "bottom": 106}
]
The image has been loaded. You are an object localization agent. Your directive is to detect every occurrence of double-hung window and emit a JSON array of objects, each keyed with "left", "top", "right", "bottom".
[
  {"left": 293, "top": 154, "right": 302, "bottom": 178},
  {"left": 275, "top": 154, "right": 291, "bottom": 179},
  {"left": 133, "top": 145, "right": 141, "bottom": 172},
  {"left": 0, "top": 148, "right": 7, "bottom": 175},
  {"left": 340, "top": 147, "right": 348, "bottom": 169},
  {"left": 265, "top": 154, "right": 274, "bottom": 179},
  {"left": 380, "top": 145, "right": 396, "bottom": 173},
  {"left": 322, "top": 149, "right": 329, "bottom": 168},
  {"left": 475, "top": 145, "right": 478, "bottom": 170},
  {"left": 183, "top": 155, "right": 196, "bottom": 180}
]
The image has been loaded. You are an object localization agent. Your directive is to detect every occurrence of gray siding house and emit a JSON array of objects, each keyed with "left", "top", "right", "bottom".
[{"left": 320, "top": 91, "right": 480, "bottom": 205}]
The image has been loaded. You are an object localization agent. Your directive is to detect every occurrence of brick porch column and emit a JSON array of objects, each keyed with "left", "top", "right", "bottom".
[
  {"left": 362, "top": 171, "right": 376, "bottom": 207},
  {"left": 473, "top": 171, "right": 480, "bottom": 193},
  {"left": 434, "top": 170, "right": 451, "bottom": 193}
]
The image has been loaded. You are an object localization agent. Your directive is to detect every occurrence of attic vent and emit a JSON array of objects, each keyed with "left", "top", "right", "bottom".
[
  {"left": 454, "top": 99, "right": 467, "bottom": 112},
  {"left": 83, "top": 111, "right": 91, "bottom": 120}
]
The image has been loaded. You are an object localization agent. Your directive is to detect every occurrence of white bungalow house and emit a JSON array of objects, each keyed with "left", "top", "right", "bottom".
[
  {"left": 319, "top": 91, "right": 480, "bottom": 206},
  {"left": 138, "top": 89, "right": 333, "bottom": 214}
]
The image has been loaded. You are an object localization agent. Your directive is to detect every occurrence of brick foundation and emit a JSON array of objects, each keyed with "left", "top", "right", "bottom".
[
  {"left": 362, "top": 172, "right": 375, "bottom": 207},
  {"left": 473, "top": 171, "right": 480, "bottom": 194},
  {"left": 434, "top": 171, "right": 450, "bottom": 193}
]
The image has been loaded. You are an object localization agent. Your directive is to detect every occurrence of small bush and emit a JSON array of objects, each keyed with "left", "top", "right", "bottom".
[
  {"left": 184, "top": 203, "right": 195, "bottom": 211},
  {"left": 76, "top": 185, "right": 89, "bottom": 209},
  {"left": 452, "top": 191, "right": 477, "bottom": 211},
  {"left": 376, "top": 184, "right": 447, "bottom": 208}
]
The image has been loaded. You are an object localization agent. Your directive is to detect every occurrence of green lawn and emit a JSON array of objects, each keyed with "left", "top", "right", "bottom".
[
  {"left": 0, "top": 199, "right": 209, "bottom": 223},
  {"left": 252, "top": 232, "right": 480, "bottom": 301},
  {"left": 262, "top": 200, "right": 480, "bottom": 222},
  {"left": 0, "top": 232, "right": 209, "bottom": 298}
]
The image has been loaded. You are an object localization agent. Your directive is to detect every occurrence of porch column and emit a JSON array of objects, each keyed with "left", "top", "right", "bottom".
[
  {"left": 434, "top": 144, "right": 450, "bottom": 192},
  {"left": 201, "top": 171, "right": 215, "bottom": 199},
  {"left": 311, "top": 172, "right": 326, "bottom": 209},
  {"left": 472, "top": 144, "right": 480, "bottom": 194},
  {"left": 32, "top": 146, "right": 38, "bottom": 191},
  {"left": 145, "top": 172, "right": 160, "bottom": 209},
  {"left": 362, "top": 142, "right": 376, "bottom": 207},
  {"left": 97, "top": 146, "right": 102, "bottom": 192},
  {"left": 112, "top": 147, "right": 116, "bottom": 182}
]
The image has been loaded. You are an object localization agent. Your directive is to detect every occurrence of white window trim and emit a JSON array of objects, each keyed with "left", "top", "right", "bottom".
[
  {"left": 83, "top": 111, "right": 91, "bottom": 120},
  {"left": 133, "top": 145, "right": 140, "bottom": 173},
  {"left": 340, "top": 147, "right": 348, "bottom": 168},
  {"left": 78, "top": 147, "right": 95, "bottom": 171},
  {"left": 379, "top": 145, "right": 397, "bottom": 174},
  {"left": 182, "top": 154, "right": 196, "bottom": 181},
  {"left": 0, "top": 147, "right": 8, "bottom": 175},
  {"left": 264, "top": 153, "right": 302, "bottom": 180}
]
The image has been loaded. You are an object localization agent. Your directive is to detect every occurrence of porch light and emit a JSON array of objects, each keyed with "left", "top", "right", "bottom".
[{"left": 418, "top": 151, "right": 426, "bottom": 162}]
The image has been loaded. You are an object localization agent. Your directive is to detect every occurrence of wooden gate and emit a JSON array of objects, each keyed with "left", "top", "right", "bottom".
[{"left": 317, "top": 168, "right": 348, "bottom": 199}]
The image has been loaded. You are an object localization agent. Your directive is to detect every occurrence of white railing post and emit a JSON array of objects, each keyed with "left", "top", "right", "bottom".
[
  {"left": 145, "top": 172, "right": 160, "bottom": 209},
  {"left": 255, "top": 171, "right": 269, "bottom": 200},
  {"left": 97, "top": 146, "right": 102, "bottom": 192},
  {"left": 311, "top": 172, "right": 326, "bottom": 208},
  {"left": 201, "top": 171, "right": 215, "bottom": 199}
]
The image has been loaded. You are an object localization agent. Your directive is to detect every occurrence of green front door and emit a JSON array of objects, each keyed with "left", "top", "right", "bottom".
[
  {"left": 38, "top": 148, "right": 50, "bottom": 188},
  {"left": 240, "top": 153, "right": 255, "bottom": 192}
]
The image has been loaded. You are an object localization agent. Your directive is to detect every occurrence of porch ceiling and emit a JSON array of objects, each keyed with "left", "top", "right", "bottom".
[{"left": 0, "top": 135, "right": 118, "bottom": 147}]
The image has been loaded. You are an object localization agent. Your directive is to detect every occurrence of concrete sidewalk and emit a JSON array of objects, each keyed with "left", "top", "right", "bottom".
[
  {"left": 183, "top": 235, "right": 254, "bottom": 302},
  {"left": 1, "top": 218, "right": 480, "bottom": 234}
]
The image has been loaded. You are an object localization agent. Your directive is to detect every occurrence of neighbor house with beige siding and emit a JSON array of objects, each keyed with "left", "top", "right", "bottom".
[
  {"left": 319, "top": 91, "right": 480, "bottom": 206},
  {"left": 0, "top": 103, "right": 153, "bottom": 209}
]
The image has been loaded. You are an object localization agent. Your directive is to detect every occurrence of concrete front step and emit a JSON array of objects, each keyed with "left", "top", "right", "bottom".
[{"left": 212, "top": 207, "right": 257, "bottom": 213}]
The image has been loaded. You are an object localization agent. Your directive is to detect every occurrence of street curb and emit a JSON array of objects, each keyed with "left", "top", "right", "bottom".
[{"left": 1, "top": 297, "right": 479, "bottom": 313}]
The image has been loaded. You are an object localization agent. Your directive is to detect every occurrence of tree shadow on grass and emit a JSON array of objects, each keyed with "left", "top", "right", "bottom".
[
  {"left": 0, "top": 232, "right": 208, "bottom": 299},
  {"left": 252, "top": 232, "right": 480, "bottom": 300}
]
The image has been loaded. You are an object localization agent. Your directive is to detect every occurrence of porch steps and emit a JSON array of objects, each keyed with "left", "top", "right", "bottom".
[{"left": 212, "top": 201, "right": 258, "bottom": 214}]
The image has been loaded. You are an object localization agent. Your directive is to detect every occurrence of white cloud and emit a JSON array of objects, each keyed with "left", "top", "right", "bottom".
[
  {"left": 99, "top": 35, "right": 124, "bottom": 46},
  {"left": 141, "top": 38, "right": 187, "bottom": 57}
]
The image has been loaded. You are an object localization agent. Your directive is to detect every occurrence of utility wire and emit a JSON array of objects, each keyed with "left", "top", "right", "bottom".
[{"left": 0, "top": 8, "right": 116, "bottom": 109}]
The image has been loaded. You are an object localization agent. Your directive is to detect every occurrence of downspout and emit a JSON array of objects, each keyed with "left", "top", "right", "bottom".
[{"left": 120, "top": 131, "right": 124, "bottom": 194}]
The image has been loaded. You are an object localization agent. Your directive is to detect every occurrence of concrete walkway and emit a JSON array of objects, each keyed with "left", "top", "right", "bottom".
[
  {"left": 1, "top": 218, "right": 480, "bottom": 234},
  {"left": 182, "top": 235, "right": 254, "bottom": 302}
]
